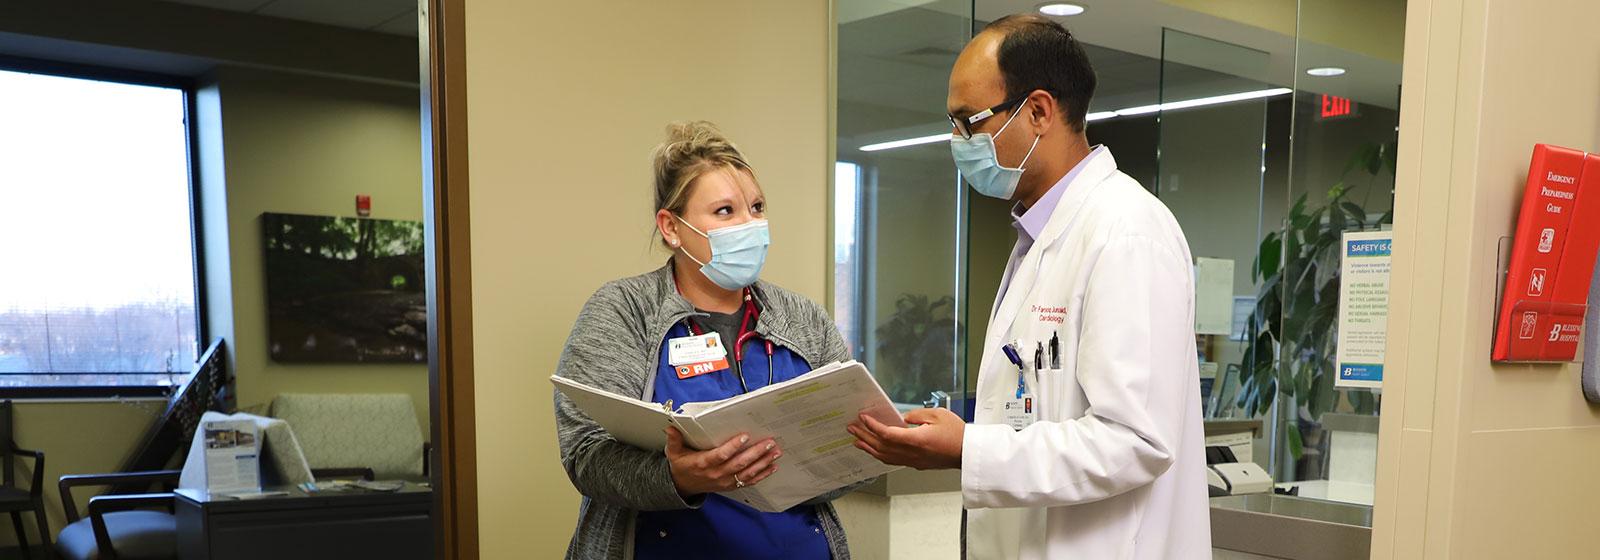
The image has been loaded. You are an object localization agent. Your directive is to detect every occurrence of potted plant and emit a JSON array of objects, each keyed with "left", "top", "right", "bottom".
[
  {"left": 1235, "top": 140, "right": 1396, "bottom": 469},
  {"left": 875, "top": 294, "right": 962, "bottom": 404}
]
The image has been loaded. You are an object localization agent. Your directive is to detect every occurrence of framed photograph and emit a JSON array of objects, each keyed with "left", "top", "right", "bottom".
[{"left": 261, "top": 213, "right": 427, "bottom": 363}]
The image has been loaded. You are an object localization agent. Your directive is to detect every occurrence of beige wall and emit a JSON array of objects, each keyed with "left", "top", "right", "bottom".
[
  {"left": 1373, "top": 0, "right": 1600, "bottom": 557},
  {"left": 1160, "top": 0, "right": 1406, "bottom": 63},
  {"left": 211, "top": 66, "right": 429, "bottom": 429},
  {"left": 461, "top": 0, "right": 831, "bottom": 556}
]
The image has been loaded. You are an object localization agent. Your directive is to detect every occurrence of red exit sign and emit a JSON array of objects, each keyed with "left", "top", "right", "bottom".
[{"left": 1320, "top": 94, "right": 1356, "bottom": 120}]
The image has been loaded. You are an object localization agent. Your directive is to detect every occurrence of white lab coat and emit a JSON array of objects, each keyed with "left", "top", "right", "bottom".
[{"left": 963, "top": 148, "right": 1211, "bottom": 560}]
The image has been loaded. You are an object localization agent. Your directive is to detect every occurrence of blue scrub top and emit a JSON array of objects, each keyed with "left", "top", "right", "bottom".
[{"left": 633, "top": 320, "right": 832, "bottom": 560}]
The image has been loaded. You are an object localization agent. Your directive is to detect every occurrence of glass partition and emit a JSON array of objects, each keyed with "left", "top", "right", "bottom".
[
  {"left": 835, "top": 1, "right": 1405, "bottom": 510},
  {"left": 1155, "top": 29, "right": 1282, "bottom": 433},
  {"left": 1267, "top": 0, "right": 1404, "bottom": 505},
  {"left": 835, "top": 0, "right": 972, "bottom": 407}
]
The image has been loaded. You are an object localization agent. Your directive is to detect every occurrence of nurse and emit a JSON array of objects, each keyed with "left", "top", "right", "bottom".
[
  {"left": 847, "top": 14, "right": 1211, "bottom": 560},
  {"left": 554, "top": 121, "right": 857, "bottom": 560}
]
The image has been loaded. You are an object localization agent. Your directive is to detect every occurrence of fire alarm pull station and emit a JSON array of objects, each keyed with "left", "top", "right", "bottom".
[
  {"left": 356, "top": 194, "right": 372, "bottom": 217},
  {"left": 1492, "top": 144, "right": 1600, "bottom": 363}
]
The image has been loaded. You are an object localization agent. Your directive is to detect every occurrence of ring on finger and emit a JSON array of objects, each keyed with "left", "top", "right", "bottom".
[{"left": 734, "top": 474, "right": 745, "bottom": 488}]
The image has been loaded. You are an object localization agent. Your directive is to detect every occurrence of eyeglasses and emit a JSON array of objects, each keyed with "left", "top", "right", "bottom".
[{"left": 948, "top": 95, "right": 1029, "bottom": 140}]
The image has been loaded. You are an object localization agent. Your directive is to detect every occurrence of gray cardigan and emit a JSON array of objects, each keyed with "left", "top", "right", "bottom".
[{"left": 553, "top": 263, "right": 858, "bottom": 560}]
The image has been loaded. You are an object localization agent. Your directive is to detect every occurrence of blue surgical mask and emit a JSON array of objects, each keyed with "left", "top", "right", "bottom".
[
  {"left": 676, "top": 216, "right": 770, "bottom": 290},
  {"left": 949, "top": 102, "right": 1040, "bottom": 200}
]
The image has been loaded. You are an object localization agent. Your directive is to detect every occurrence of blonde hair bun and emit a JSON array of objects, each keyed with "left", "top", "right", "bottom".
[{"left": 651, "top": 120, "right": 755, "bottom": 216}]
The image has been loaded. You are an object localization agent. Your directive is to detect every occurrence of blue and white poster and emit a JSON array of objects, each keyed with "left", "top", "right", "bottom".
[{"left": 1336, "top": 231, "right": 1392, "bottom": 389}]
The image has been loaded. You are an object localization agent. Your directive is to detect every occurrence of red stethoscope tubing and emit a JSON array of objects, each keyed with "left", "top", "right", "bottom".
[{"left": 676, "top": 283, "right": 776, "bottom": 391}]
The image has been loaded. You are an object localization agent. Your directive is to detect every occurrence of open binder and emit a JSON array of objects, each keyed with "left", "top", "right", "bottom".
[{"left": 553, "top": 360, "right": 905, "bottom": 512}]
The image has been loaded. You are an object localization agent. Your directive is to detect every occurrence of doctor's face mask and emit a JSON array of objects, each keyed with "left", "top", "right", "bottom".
[{"left": 950, "top": 99, "right": 1041, "bottom": 200}]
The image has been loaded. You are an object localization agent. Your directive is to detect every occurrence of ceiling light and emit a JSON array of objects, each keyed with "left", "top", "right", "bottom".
[
  {"left": 1037, "top": 3, "right": 1087, "bottom": 16},
  {"left": 859, "top": 133, "right": 949, "bottom": 152},
  {"left": 1113, "top": 88, "right": 1292, "bottom": 117},
  {"left": 860, "top": 88, "right": 1293, "bottom": 152},
  {"left": 1306, "top": 66, "right": 1346, "bottom": 77}
]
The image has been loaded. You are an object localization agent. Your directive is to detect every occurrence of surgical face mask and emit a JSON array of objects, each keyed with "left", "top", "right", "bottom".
[
  {"left": 949, "top": 102, "right": 1041, "bottom": 200},
  {"left": 675, "top": 216, "right": 770, "bottom": 290}
]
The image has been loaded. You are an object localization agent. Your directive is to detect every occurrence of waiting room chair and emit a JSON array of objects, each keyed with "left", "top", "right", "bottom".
[
  {"left": 55, "top": 470, "right": 180, "bottom": 560},
  {"left": 270, "top": 394, "right": 428, "bottom": 481},
  {"left": 0, "top": 401, "right": 53, "bottom": 559}
]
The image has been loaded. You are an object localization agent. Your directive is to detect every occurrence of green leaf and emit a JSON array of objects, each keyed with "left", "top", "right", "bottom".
[
  {"left": 1288, "top": 193, "right": 1309, "bottom": 223},
  {"left": 1328, "top": 181, "right": 1349, "bottom": 201},
  {"left": 1257, "top": 377, "right": 1277, "bottom": 416},
  {"left": 1255, "top": 232, "right": 1282, "bottom": 282},
  {"left": 1339, "top": 202, "right": 1368, "bottom": 228},
  {"left": 1287, "top": 420, "right": 1304, "bottom": 460},
  {"left": 1309, "top": 362, "right": 1338, "bottom": 419},
  {"left": 1342, "top": 143, "right": 1381, "bottom": 178},
  {"left": 1295, "top": 361, "right": 1313, "bottom": 398},
  {"left": 1329, "top": 202, "right": 1347, "bottom": 232}
]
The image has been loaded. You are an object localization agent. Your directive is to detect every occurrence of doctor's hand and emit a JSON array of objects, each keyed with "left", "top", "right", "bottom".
[
  {"left": 848, "top": 408, "right": 964, "bottom": 471},
  {"left": 664, "top": 427, "right": 781, "bottom": 498}
]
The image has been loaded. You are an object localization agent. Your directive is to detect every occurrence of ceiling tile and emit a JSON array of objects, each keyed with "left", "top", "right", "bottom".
[
  {"left": 372, "top": 12, "right": 419, "bottom": 37},
  {"left": 256, "top": 0, "right": 414, "bottom": 30},
  {"left": 158, "top": 0, "right": 272, "bottom": 12}
]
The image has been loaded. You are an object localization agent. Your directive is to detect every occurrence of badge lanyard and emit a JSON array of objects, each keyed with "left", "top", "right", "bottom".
[
  {"left": 675, "top": 281, "right": 775, "bottom": 393},
  {"left": 999, "top": 342, "right": 1037, "bottom": 430}
]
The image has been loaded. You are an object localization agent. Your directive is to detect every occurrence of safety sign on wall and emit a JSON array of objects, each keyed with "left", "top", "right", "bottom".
[
  {"left": 1492, "top": 144, "right": 1600, "bottom": 362},
  {"left": 1337, "top": 231, "right": 1392, "bottom": 388}
]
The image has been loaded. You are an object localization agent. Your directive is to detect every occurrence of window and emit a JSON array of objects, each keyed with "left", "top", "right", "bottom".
[
  {"left": 0, "top": 61, "right": 199, "bottom": 391},
  {"left": 833, "top": 161, "right": 864, "bottom": 356}
]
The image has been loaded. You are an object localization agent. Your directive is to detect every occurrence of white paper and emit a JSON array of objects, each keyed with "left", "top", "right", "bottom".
[
  {"left": 1231, "top": 296, "right": 1257, "bottom": 341},
  {"left": 553, "top": 360, "right": 905, "bottom": 512},
  {"left": 1194, "top": 257, "right": 1235, "bottom": 335},
  {"left": 1204, "top": 430, "right": 1254, "bottom": 464},
  {"left": 1198, "top": 361, "right": 1219, "bottom": 405},
  {"left": 1335, "top": 231, "right": 1392, "bottom": 388},
  {"left": 203, "top": 419, "right": 262, "bottom": 494}
]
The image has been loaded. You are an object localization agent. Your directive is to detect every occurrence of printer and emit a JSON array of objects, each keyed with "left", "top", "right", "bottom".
[{"left": 1205, "top": 444, "right": 1274, "bottom": 497}]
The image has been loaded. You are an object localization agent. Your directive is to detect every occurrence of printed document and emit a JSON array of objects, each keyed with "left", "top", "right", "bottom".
[{"left": 553, "top": 361, "right": 905, "bottom": 512}]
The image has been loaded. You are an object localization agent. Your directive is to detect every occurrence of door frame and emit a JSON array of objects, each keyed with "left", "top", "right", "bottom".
[{"left": 421, "top": 0, "right": 477, "bottom": 558}]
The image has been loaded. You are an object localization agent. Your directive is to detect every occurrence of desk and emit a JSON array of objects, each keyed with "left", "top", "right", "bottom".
[{"left": 175, "top": 484, "right": 432, "bottom": 560}]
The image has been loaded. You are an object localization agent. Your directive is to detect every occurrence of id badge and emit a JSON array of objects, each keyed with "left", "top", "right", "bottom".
[
  {"left": 999, "top": 394, "right": 1037, "bottom": 431},
  {"left": 667, "top": 333, "right": 729, "bottom": 379}
]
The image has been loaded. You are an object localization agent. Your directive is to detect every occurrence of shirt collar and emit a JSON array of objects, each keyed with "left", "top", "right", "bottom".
[{"left": 1010, "top": 145, "right": 1107, "bottom": 241}]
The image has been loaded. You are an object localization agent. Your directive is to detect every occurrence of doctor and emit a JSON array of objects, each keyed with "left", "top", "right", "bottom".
[{"left": 847, "top": 14, "right": 1211, "bottom": 560}]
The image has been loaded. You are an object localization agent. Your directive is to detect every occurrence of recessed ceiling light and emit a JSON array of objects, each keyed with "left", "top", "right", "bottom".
[
  {"left": 1306, "top": 66, "right": 1346, "bottom": 77},
  {"left": 1038, "top": 3, "right": 1087, "bottom": 16}
]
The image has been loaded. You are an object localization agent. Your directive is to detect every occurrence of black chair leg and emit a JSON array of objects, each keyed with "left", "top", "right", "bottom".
[
  {"left": 31, "top": 504, "right": 52, "bottom": 560},
  {"left": 10, "top": 511, "right": 31, "bottom": 560}
]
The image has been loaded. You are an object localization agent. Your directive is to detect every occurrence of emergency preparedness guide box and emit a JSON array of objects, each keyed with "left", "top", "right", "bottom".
[{"left": 1493, "top": 144, "right": 1600, "bottom": 361}]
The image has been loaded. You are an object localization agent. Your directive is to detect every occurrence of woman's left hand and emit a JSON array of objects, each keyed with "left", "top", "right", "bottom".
[{"left": 664, "top": 427, "right": 782, "bottom": 497}]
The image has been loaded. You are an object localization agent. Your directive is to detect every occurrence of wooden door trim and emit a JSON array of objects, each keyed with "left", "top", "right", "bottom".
[{"left": 422, "top": 0, "right": 477, "bottom": 558}]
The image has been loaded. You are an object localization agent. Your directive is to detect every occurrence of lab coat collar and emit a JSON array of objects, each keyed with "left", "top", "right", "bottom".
[
  {"left": 1009, "top": 145, "right": 1108, "bottom": 243},
  {"left": 985, "top": 147, "right": 1120, "bottom": 355}
]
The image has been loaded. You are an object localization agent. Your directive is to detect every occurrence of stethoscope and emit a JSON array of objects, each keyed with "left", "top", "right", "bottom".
[{"left": 680, "top": 287, "right": 775, "bottom": 394}]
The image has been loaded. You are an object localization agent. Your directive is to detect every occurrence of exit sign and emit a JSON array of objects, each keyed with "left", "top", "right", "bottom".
[{"left": 1320, "top": 94, "right": 1357, "bottom": 120}]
